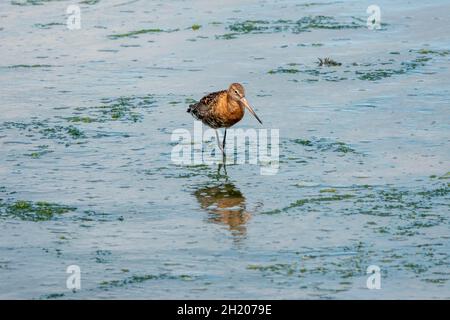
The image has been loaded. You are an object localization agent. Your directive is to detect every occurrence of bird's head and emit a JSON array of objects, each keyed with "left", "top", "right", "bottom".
[{"left": 228, "top": 83, "right": 262, "bottom": 125}]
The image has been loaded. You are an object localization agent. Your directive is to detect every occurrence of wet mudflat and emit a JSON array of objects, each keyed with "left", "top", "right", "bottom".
[{"left": 0, "top": 0, "right": 449, "bottom": 299}]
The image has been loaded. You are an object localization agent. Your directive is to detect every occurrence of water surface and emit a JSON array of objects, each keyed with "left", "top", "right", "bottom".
[{"left": 0, "top": 0, "right": 449, "bottom": 299}]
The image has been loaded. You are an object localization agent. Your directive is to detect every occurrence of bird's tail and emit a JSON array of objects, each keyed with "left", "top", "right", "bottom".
[{"left": 187, "top": 104, "right": 195, "bottom": 113}]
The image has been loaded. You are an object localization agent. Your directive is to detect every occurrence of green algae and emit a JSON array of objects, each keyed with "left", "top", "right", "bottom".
[
  {"left": 26, "top": 145, "right": 53, "bottom": 159},
  {"left": 2, "top": 121, "right": 86, "bottom": 143},
  {"left": 191, "top": 24, "right": 201, "bottom": 31},
  {"left": 438, "top": 172, "right": 450, "bottom": 180},
  {"left": 268, "top": 67, "right": 300, "bottom": 74},
  {"left": 268, "top": 63, "right": 346, "bottom": 81},
  {"left": 223, "top": 16, "right": 363, "bottom": 38},
  {"left": 293, "top": 138, "right": 357, "bottom": 154},
  {"left": 0, "top": 200, "right": 76, "bottom": 221},
  {"left": 247, "top": 263, "right": 297, "bottom": 275},
  {"left": 293, "top": 15, "right": 363, "bottom": 31},
  {"left": 11, "top": 0, "right": 64, "bottom": 5},
  {"left": 297, "top": 1, "right": 341, "bottom": 7},
  {"left": 246, "top": 244, "right": 371, "bottom": 286},
  {"left": 415, "top": 48, "right": 450, "bottom": 56},
  {"left": 99, "top": 273, "right": 195, "bottom": 289},
  {"left": 34, "top": 22, "right": 64, "bottom": 29},
  {"left": 97, "top": 95, "right": 156, "bottom": 122},
  {"left": 41, "top": 293, "right": 65, "bottom": 299},
  {"left": 229, "top": 20, "right": 273, "bottom": 33},
  {"left": 108, "top": 28, "right": 178, "bottom": 39},
  {"left": 40, "top": 125, "right": 85, "bottom": 140},
  {"left": 263, "top": 194, "right": 355, "bottom": 214},
  {"left": 63, "top": 95, "right": 156, "bottom": 124},
  {"left": 264, "top": 182, "right": 448, "bottom": 220},
  {"left": 293, "top": 139, "right": 313, "bottom": 146},
  {"left": 7, "top": 64, "right": 52, "bottom": 68},
  {"left": 269, "top": 50, "right": 441, "bottom": 82},
  {"left": 356, "top": 55, "right": 432, "bottom": 81},
  {"left": 65, "top": 116, "right": 94, "bottom": 123},
  {"left": 95, "top": 250, "right": 112, "bottom": 264},
  {"left": 215, "top": 33, "right": 239, "bottom": 40},
  {"left": 80, "top": 0, "right": 100, "bottom": 4}
]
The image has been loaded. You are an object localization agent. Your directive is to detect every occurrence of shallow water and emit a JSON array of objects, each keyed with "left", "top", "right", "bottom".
[{"left": 0, "top": 0, "right": 449, "bottom": 299}]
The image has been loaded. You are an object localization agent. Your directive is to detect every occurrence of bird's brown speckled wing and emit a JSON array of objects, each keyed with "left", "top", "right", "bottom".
[
  {"left": 187, "top": 90, "right": 227, "bottom": 129},
  {"left": 199, "top": 90, "right": 226, "bottom": 107}
]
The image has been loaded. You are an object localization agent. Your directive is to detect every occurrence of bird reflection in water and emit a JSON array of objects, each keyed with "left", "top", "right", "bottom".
[{"left": 194, "top": 182, "right": 250, "bottom": 239}]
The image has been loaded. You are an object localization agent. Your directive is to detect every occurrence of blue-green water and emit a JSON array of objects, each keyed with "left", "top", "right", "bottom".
[{"left": 0, "top": 0, "right": 449, "bottom": 299}]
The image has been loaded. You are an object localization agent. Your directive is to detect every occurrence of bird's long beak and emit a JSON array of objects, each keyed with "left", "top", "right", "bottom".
[{"left": 240, "top": 97, "right": 262, "bottom": 125}]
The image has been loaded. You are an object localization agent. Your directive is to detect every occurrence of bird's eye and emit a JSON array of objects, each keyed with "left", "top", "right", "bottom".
[{"left": 235, "top": 90, "right": 238, "bottom": 94}]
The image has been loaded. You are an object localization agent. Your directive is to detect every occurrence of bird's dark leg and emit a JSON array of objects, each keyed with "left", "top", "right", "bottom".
[
  {"left": 215, "top": 129, "right": 225, "bottom": 157},
  {"left": 217, "top": 162, "right": 228, "bottom": 177},
  {"left": 222, "top": 129, "right": 227, "bottom": 151}
]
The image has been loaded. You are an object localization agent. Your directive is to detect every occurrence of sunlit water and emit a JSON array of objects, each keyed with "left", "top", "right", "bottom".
[{"left": 0, "top": 0, "right": 449, "bottom": 299}]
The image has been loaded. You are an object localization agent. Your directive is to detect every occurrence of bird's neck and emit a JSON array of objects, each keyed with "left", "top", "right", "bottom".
[{"left": 226, "top": 95, "right": 243, "bottom": 112}]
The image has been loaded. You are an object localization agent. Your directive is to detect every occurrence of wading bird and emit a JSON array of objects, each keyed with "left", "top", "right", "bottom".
[{"left": 187, "top": 83, "right": 262, "bottom": 157}]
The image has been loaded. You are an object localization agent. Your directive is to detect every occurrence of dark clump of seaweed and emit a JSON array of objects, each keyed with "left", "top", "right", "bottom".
[
  {"left": 318, "top": 57, "right": 342, "bottom": 67},
  {"left": 0, "top": 199, "right": 76, "bottom": 221}
]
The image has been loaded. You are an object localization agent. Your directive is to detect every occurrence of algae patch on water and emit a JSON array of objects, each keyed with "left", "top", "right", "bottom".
[
  {"left": 99, "top": 273, "right": 195, "bottom": 289},
  {"left": 6, "top": 64, "right": 52, "bottom": 69},
  {"left": 108, "top": 28, "right": 178, "bottom": 39},
  {"left": 269, "top": 49, "right": 446, "bottom": 83},
  {"left": 25, "top": 145, "right": 53, "bottom": 159},
  {"left": 97, "top": 95, "right": 155, "bottom": 122},
  {"left": 263, "top": 194, "right": 355, "bottom": 214},
  {"left": 224, "top": 16, "right": 363, "bottom": 37},
  {"left": 2, "top": 120, "right": 86, "bottom": 145},
  {"left": 34, "top": 22, "right": 64, "bottom": 29},
  {"left": 69, "top": 95, "right": 156, "bottom": 123},
  {"left": 0, "top": 200, "right": 76, "bottom": 221},
  {"left": 293, "top": 137, "right": 357, "bottom": 154},
  {"left": 11, "top": 0, "right": 65, "bottom": 6},
  {"left": 355, "top": 49, "right": 446, "bottom": 81}
]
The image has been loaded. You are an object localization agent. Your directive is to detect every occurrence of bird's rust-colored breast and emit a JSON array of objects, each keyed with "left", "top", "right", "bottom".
[
  {"left": 190, "top": 90, "right": 245, "bottom": 128},
  {"left": 213, "top": 94, "right": 244, "bottom": 128}
]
